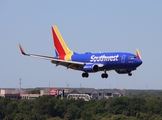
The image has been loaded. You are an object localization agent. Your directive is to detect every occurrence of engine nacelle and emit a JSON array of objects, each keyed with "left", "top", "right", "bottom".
[
  {"left": 82, "top": 64, "right": 98, "bottom": 72},
  {"left": 115, "top": 69, "right": 128, "bottom": 74}
]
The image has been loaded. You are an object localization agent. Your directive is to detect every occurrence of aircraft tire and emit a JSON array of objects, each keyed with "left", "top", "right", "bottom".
[
  {"left": 128, "top": 73, "right": 132, "bottom": 76},
  {"left": 82, "top": 73, "right": 85, "bottom": 77},
  {"left": 101, "top": 73, "right": 108, "bottom": 78},
  {"left": 85, "top": 73, "right": 89, "bottom": 78},
  {"left": 105, "top": 73, "right": 108, "bottom": 78},
  {"left": 82, "top": 73, "right": 89, "bottom": 78},
  {"left": 101, "top": 74, "right": 105, "bottom": 78}
]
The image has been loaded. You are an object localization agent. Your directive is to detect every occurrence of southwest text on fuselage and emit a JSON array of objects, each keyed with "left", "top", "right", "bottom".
[{"left": 90, "top": 55, "right": 119, "bottom": 62}]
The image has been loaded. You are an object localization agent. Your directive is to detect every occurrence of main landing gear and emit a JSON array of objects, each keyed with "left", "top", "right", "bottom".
[
  {"left": 82, "top": 72, "right": 89, "bottom": 78},
  {"left": 101, "top": 70, "right": 108, "bottom": 78},
  {"left": 82, "top": 70, "right": 108, "bottom": 78}
]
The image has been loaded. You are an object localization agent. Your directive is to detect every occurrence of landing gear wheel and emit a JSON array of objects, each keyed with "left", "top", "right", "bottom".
[
  {"left": 85, "top": 73, "right": 89, "bottom": 78},
  {"left": 101, "top": 73, "right": 108, "bottom": 78},
  {"left": 82, "top": 72, "right": 89, "bottom": 78},
  {"left": 105, "top": 73, "right": 108, "bottom": 78},
  {"left": 82, "top": 73, "right": 85, "bottom": 77},
  {"left": 128, "top": 73, "right": 132, "bottom": 76},
  {"left": 101, "top": 69, "right": 108, "bottom": 78},
  {"left": 101, "top": 73, "right": 105, "bottom": 78}
]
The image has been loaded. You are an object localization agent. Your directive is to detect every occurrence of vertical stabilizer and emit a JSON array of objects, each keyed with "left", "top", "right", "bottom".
[
  {"left": 51, "top": 26, "right": 73, "bottom": 60},
  {"left": 136, "top": 49, "right": 141, "bottom": 59}
]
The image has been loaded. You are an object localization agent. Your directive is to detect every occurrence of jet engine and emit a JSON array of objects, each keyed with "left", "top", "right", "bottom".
[{"left": 82, "top": 63, "right": 98, "bottom": 72}]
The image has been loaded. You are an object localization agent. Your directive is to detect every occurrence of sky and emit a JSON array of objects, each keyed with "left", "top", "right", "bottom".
[{"left": 1, "top": 1, "right": 162, "bottom": 89}]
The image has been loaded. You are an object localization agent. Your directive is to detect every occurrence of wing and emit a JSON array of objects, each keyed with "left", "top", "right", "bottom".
[{"left": 19, "top": 44, "right": 85, "bottom": 70}]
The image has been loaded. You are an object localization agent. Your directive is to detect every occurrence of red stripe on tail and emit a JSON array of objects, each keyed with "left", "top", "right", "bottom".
[{"left": 52, "top": 27, "right": 66, "bottom": 59}]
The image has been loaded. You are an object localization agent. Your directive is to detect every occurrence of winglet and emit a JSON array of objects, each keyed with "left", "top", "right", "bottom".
[
  {"left": 19, "top": 44, "right": 26, "bottom": 55},
  {"left": 136, "top": 49, "right": 141, "bottom": 59}
]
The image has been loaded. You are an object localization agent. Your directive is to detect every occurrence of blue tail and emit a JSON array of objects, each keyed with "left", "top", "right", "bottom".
[{"left": 55, "top": 50, "right": 59, "bottom": 58}]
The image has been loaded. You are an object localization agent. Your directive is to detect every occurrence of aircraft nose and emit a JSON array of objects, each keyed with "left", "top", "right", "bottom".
[
  {"left": 138, "top": 59, "right": 142, "bottom": 66},
  {"left": 134, "top": 58, "right": 142, "bottom": 67}
]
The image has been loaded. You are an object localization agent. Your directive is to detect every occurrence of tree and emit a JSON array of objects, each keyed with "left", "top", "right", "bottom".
[{"left": 27, "top": 89, "right": 40, "bottom": 94}]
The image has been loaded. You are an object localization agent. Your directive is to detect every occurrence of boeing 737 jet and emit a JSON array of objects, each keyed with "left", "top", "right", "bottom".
[{"left": 19, "top": 26, "right": 142, "bottom": 78}]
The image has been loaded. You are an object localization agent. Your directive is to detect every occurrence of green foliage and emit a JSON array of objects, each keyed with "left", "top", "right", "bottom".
[
  {"left": 109, "top": 114, "right": 138, "bottom": 120},
  {"left": 46, "top": 117, "right": 63, "bottom": 120},
  {"left": 126, "top": 90, "right": 162, "bottom": 99},
  {"left": 27, "top": 89, "right": 40, "bottom": 94},
  {"left": 1, "top": 94, "right": 162, "bottom": 120}
]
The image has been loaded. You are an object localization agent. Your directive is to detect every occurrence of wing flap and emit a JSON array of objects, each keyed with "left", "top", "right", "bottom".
[{"left": 51, "top": 60, "right": 83, "bottom": 70}]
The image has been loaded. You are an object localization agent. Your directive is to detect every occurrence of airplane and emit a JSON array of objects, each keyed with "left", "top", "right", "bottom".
[{"left": 19, "top": 25, "right": 142, "bottom": 78}]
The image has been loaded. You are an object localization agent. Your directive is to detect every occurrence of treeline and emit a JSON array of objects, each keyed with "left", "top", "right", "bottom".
[
  {"left": 126, "top": 89, "right": 162, "bottom": 98},
  {"left": 1, "top": 96, "right": 162, "bottom": 120}
]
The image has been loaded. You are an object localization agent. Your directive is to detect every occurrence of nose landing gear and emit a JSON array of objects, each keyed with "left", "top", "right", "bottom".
[
  {"left": 128, "top": 72, "right": 132, "bottom": 76},
  {"left": 126, "top": 70, "right": 132, "bottom": 76}
]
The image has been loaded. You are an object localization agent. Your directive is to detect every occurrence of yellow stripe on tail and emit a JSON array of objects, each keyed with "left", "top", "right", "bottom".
[
  {"left": 53, "top": 26, "right": 73, "bottom": 55},
  {"left": 52, "top": 26, "right": 73, "bottom": 60}
]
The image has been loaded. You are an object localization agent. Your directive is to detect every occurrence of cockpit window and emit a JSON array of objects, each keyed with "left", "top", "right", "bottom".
[
  {"left": 129, "top": 56, "right": 134, "bottom": 59},
  {"left": 129, "top": 56, "right": 137, "bottom": 59}
]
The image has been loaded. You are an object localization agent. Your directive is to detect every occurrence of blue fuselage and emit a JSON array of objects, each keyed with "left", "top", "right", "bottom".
[{"left": 71, "top": 52, "right": 142, "bottom": 71}]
